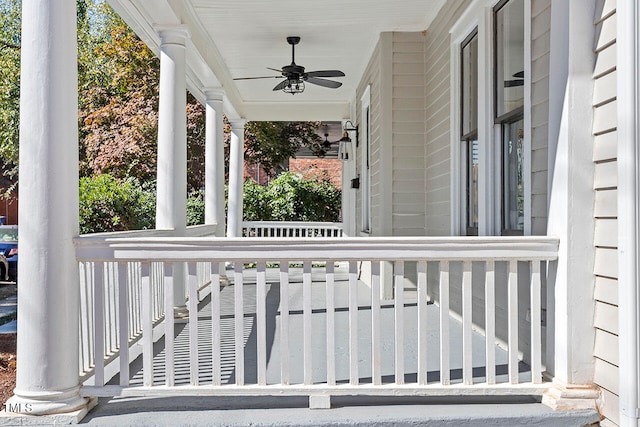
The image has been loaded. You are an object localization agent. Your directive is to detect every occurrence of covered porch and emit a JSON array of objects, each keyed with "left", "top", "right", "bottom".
[{"left": 8, "top": 0, "right": 602, "bottom": 424}]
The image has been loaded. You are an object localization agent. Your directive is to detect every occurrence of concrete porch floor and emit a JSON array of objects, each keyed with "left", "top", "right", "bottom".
[
  {"left": 78, "top": 264, "right": 600, "bottom": 426},
  {"left": 80, "top": 395, "right": 601, "bottom": 426}
]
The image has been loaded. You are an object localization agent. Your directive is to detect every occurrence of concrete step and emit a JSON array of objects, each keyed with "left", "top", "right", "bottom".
[{"left": 80, "top": 396, "right": 601, "bottom": 427}]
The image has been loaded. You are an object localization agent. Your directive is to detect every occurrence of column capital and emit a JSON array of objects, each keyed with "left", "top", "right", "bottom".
[
  {"left": 204, "top": 87, "right": 225, "bottom": 103},
  {"left": 229, "top": 118, "right": 247, "bottom": 130},
  {"left": 155, "top": 24, "right": 190, "bottom": 46}
]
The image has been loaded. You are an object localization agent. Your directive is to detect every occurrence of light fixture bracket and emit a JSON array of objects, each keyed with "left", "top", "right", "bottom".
[{"left": 340, "top": 120, "right": 359, "bottom": 147}]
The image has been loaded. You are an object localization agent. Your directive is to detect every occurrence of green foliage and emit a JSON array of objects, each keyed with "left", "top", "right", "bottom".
[
  {"left": 186, "top": 190, "right": 205, "bottom": 226},
  {"left": 244, "top": 121, "right": 323, "bottom": 177},
  {"left": 243, "top": 172, "right": 341, "bottom": 222},
  {"left": 79, "top": 174, "right": 155, "bottom": 234},
  {"left": 0, "top": 0, "right": 22, "bottom": 185},
  {"left": 242, "top": 180, "right": 268, "bottom": 221},
  {"left": 78, "top": 1, "right": 207, "bottom": 191}
]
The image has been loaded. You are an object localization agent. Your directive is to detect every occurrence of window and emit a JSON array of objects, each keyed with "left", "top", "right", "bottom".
[
  {"left": 450, "top": 0, "right": 529, "bottom": 236},
  {"left": 494, "top": 0, "right": 525, "bottom": 235},
  {"left": 461, "top": 30, "right": 479, "bottom": 236}
]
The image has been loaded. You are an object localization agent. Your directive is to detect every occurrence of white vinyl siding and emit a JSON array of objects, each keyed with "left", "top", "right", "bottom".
[
  {"left": 355, "top": 40, "right": 382, "bottom": 235},
  {"left": 530, "top": 0, "right": 551, "bottom": 235},
  {"left": 425, "top": 0, "right": 472, "bottom": 236},
  {"left": 393, "top": 32, "right": 427, "bottom": 236},
  {"left": 592, "top": 0, "right": 619, "bottom": 424}
]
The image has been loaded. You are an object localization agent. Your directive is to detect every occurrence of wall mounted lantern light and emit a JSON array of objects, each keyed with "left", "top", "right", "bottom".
[{"left": 338, "top": 120, "right": 358, "bottom": 161}]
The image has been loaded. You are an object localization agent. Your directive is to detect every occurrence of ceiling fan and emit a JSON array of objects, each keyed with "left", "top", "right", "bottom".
[{"left": 233, "top": 36, "right": 345, "bottom": 94}]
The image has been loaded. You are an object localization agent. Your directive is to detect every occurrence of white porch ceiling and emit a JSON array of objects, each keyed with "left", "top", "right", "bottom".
[{"left": 108, "top": 0, "right": 446, "bottom": 121}]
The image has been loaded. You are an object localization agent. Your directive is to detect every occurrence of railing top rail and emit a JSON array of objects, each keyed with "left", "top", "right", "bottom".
[
  {"left": 74, "top": 235, "right": 559, "bottom": 262},
  {"left": 78, "top": 223, "right": 218, "bottom": 239},
  {"left": 242, "top": 221, "right": 343, "bottom": 228}
]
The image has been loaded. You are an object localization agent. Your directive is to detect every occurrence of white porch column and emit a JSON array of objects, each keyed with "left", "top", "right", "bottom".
[
  {"left": 226, "top": 119, "right": 246, "bottom": 237},
  {"left": 156, "top": 25, "right": 189, "bottom": 315},
  {"left": 204, "top": 88, "right": 226, "bottom": 237},
  {"left": 7, "top": 0, "right": 88, "bottom": 416},
  {"left": 542, "top": 0, "right": 599, "bottom": 411}
]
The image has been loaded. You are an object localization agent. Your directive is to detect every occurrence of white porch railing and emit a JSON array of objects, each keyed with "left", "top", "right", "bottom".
[
  {"left": 78, "top": 226, "right": 216, "bottom": 382},
  {"left": 74, "top": 236, "right": 558, "bottom": 404},
  {"left": 242, "top": 221, "right": 344, "bottom": 237}
]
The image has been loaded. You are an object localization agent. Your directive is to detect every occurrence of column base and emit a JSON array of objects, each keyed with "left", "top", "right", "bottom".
[
  {"left": 541, "top": 380, "right": 601, "bottom": 412},
  {"left": 4, "top": 386, "right": 92, "bottom": 417}
]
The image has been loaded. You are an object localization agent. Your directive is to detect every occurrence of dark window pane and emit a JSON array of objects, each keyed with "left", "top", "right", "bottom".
[
  {"left": 461, "top": 33, "right": 478, "bottom": 136},
  {"left": 466, "top": 139, "right": 479, "bottom": 235},
  {"left": 502, "top": 119, "right": 524, "bottom": 232},
  {"left": 495, "top": 0, "right": 524, "bottom": 118}
]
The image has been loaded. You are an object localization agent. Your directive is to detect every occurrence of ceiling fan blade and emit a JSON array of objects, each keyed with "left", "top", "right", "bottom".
[
  {"left": 306, "top": 70, "right": 345, "bottom": 78},
  {"left": 306, "top": 77, "right": 342, "bottom": 89},
  {"left": 234, "top": 76, "right": 283, "bottom": 80},
  {"left": 272, "top": 80, "right": 289, "bottom": 91},
  {"left": 267, "top": 67, "right": 283, "bottom": 73}
]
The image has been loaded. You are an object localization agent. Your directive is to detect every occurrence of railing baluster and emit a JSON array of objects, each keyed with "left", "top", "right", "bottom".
[
  {"left": 106, "top": 263, "right": 115, "bottom": 356},
  {"left": 256, "top": 262, "right": 267, "bottom": 385},
  {"left": 142, "top": 262, "right": 153, "bottom": 387},
  {"left": 417, "top": 260, "right": 427, "bottom": 385},
  {"left": 349, "top": 261, "right": 358, "bottom": 385},
  {"left": 371, "top": 261, "right": 381, "bottom": 385},
  {"left": 164, "top": 262, "right": 174, "bottom": 386},
  {"left": 439, "top": 261, "right": 450, "bottom": 385},
  {"left": 211, "top": 262, "right": 221, "bottom": 386},
  {"left": 530, "top": 260, "right": 542, "bottom": 384},
  {"left": 94, "top": 261, "right": 105, "bottom": 387},
  {"left": 280, "top": 262, "right": 290, "bottom": 385},
  {"left": 485, "top": 260, "right": 496, "bottom": 384},
  {"left": 133, "top": 263, "right": 141, "bottom": 337},
  {"left": 79, "top": 262, "right": 91, "bottom": 375},
  {"left": 234, "top": 263, "right": 244, "bottom": 386},
  {"left": 188, "top": 262, "right": 199, "bottom": 386},
  {"left": 303, "top": 261, "right": 313, "bottom": 385},
  {"left": 118, "top": 262, "right": 129, "bottom": 386},
  {"left": 462, "top": 260, "right": 473, "bottom": 385},
  {"left": 326, "top": 262, "right": 336, "bottom": 385},
  {"left": 507, "top": 260, "right": 519, "bottom": 384},
  {"left": 394, "top": 261, "right": 405, "bottom": 384}
]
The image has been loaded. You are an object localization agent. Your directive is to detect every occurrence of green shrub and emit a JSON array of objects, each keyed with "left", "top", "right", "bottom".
[
  {"left": 245, "top": 172, "right": 341, "bottom": 222},
  {"left": 79, "top": 174, "right": 156, "bottom": 234},
  {"left": 242, "top": 179, "right": 268, "bottom": 221},
  {"left": 186, "top": 190, "right": 205, "bottom": 226}
]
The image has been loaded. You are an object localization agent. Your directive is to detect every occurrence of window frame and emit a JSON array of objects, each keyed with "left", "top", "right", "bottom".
[
  {"left": 493, "top": 0, "right": 528, "bottom": 235},
  {"left": 449, "top": 0, "right": 531, "bottom": 236},
  {"left": 461, "top": 29, "right": 480, "bottom": 236}
]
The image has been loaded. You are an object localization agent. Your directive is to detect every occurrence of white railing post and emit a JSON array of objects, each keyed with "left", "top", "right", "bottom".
[{"left": 542, "top": 0, "right": 599, "bottom": 411}]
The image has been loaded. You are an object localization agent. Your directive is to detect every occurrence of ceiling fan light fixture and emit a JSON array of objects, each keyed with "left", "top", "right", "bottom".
[{"left": 283, "top": 78, "right": 304, "bottom": 94}]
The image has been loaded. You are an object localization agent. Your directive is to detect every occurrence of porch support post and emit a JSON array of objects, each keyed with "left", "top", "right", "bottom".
[
  {"left": 542, "top": 0, "right": 599, "bottom": 411},
  {"left": 204, "top": 88, "right": 226, "bottom": 237},
  {"left": 6, "top": 0, "right": 88, "bottom": 417},
  {"left": 227, "top": 119, "right": 246, "bottom": 237},
  {"left": 156, "top": 25, "right": 189, "bottom": 316}
]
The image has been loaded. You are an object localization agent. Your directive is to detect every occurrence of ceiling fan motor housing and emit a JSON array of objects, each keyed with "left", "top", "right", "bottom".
[{"left": 286, "top": 36, "right": 301, "bottom": 45}]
